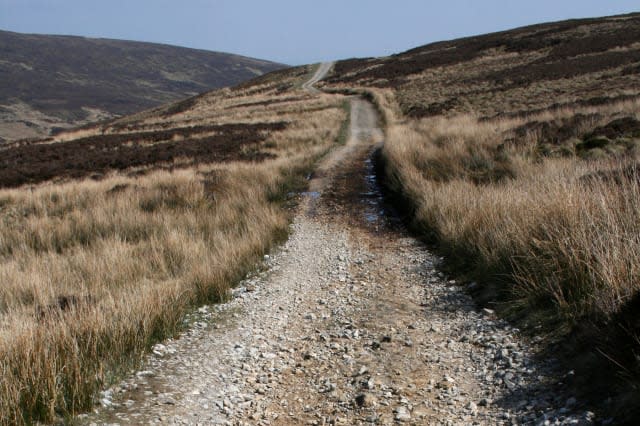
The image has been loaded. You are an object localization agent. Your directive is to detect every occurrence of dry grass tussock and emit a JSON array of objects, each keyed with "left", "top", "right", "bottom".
[
  {"left": 0, "top": 77, "right": 347, "bottom": 423},
  {"left": 383, "top": 99, "right": 640, "bottom": 322}
]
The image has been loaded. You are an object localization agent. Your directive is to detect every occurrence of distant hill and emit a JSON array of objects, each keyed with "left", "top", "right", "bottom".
[{"left": 0, "top": 30, "right": 287, "bottom": 141}]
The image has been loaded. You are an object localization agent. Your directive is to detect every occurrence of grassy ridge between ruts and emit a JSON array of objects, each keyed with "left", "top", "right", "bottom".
[
  {"left": 375, "top": 91, "right": 640, "bottom": 420},
  {"left": 0, "top": 65, "right": 348, "bottom": 424}
]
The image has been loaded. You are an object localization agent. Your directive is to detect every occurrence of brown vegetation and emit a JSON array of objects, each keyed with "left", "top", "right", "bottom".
[
  {"left": 381, "top": 99, "right": 640, "bottom": 316},
  {"left": 0, "top": 29, "right": 286, "bottom": 141},
  {"left": 0, "top": 122, "right": 285, "bottom": 188}
]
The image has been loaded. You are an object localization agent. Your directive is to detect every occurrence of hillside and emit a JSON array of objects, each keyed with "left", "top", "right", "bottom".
[
  {"left": 0, "top": 30, "right": 286, "bottom": 141},
  {"left": 323, "top": 12, "right": 640, "bottom": 118}
]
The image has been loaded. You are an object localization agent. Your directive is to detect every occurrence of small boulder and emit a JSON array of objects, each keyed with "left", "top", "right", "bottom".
[{"left": 354, "top": 393, "right": 377, "bottom": 408}]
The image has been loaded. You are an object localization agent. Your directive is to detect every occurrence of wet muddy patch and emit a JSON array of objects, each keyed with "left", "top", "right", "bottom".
[{"left": 320, "top": 145, "right": 401, "bottom": 233}]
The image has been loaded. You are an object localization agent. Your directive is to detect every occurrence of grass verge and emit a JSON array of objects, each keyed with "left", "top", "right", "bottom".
[{"left": 336, "top": 100, "right": 352, "bottom": 146}]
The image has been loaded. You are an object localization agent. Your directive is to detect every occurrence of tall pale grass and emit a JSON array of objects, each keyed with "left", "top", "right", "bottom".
[
  {"left": 383, "top": 108, "right": 640, "bottom": 320},
  {"left": 0, "top": 166, "right": 287, "bottom": 423}
]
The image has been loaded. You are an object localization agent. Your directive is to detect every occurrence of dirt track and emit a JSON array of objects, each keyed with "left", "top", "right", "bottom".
[
  {"left": 82, "top": 65, "right": 595, "bottom": 426},
  {"left": 302, "top": 62, "right": 334, "bottom": 94}
]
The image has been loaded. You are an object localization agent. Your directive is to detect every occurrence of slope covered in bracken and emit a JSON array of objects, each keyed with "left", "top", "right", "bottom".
[{"left": 322, "top": 12, "right": 640, "bottom": 422}]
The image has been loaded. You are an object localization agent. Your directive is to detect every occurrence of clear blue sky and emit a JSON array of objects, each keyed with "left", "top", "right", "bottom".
[{"left": 1, "top": 0, "right": 638, "bottom": 65}]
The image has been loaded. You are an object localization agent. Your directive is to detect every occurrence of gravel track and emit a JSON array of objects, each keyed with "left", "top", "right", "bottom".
[
  {"left": 81, "top": 64, "right": 597, "bottom": 426},
  {"left": 301, "top": 62, "right": 334, "bottom": 94}
]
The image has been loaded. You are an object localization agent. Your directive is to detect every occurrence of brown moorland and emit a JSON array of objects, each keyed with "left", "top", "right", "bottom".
[
  {"left": 324, "top": 13, "right": 640, "bottom": 119},
  {"left": 0, "top": 122, "right": 285, "bottom": 188},
  {"left": 0, "top": 64, "right": 349, "bottom": 424}
]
